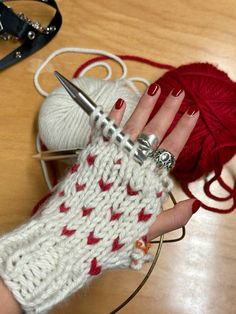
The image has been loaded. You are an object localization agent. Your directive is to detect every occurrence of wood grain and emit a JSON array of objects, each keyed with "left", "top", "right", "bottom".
[{"left": 0, "top": 1, "right": 235, "bottom": 313}]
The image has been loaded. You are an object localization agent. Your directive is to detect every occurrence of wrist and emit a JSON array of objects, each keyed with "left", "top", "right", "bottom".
[{"left": 0, "top": 279, "right": 22, "bottom": 314}]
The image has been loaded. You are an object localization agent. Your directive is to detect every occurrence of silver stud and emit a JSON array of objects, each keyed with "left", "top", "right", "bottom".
[
  {"left": 15, "top": 51, "right": 22, "bottom": 59},
  {"left": 49, "top": 25, "right": 56, "bottom": 32},
  {"left": 28, "top": 31, "right": 36, "bottom": 40}
]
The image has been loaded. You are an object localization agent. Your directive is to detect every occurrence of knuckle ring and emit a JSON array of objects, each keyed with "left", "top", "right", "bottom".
[
  {"left": 136, "top": 133, "right": 158, "bottom": 159},
  {"left": 152, "top": 148, "right": 176, "bottom": 170}
]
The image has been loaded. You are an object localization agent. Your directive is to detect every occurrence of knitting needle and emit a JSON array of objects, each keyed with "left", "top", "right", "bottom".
[
  {"left": 54, "top": 71, "right": 145, "bottom": 165},
  {"left": 33, "top": 148, "right": 81, "bottom": 161}
]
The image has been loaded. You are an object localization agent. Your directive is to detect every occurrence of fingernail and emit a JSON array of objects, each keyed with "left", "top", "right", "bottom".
[
  {"left": 192, "top": 199, "right": 201, "bottom": 214},
  {"left": 115, "top": 98, "right": 124, "bottom": 110},
  {"left": 147, "top": 83, "right": 160, "bottom": 96},
  {"left": 171, "top": 88, "right": 183, "bottom": 97},
  {"left": 187, "top": 105, "right": 199, "bottom": 116}
]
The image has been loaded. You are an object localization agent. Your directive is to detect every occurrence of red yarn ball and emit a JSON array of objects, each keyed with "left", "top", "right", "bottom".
[{"left": 150, "top": 62, "right": 236, "bottom": 184}]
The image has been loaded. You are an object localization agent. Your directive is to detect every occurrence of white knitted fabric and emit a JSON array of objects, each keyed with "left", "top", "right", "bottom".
[{"left": 0, "top": 133, "right": 172, "bottom": 314}]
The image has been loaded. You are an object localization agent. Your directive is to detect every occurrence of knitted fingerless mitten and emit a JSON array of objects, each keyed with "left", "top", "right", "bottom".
[{"left": 0, "top": 134, "right": 172, "bottom": 314}]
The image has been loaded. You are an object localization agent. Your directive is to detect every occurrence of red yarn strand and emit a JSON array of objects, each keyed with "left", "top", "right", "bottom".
[{"left": 73, "top": 55, "right": 175, "bottom": 79}]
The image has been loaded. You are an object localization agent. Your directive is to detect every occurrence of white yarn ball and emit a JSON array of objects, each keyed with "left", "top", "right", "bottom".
[{"left": 38, "top": 77, "right": 140, "bottom": 150}]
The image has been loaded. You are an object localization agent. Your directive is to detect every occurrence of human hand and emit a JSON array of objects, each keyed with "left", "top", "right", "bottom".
[
  {"left": 108, "top": 84, "right": 201, "bottom": 241},
  {"left": 0, "top": 84, "right": 200, "bottom": 314}
]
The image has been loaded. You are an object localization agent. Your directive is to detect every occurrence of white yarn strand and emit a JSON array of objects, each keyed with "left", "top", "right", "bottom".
[
  {"left": 34, "top": 47, "right": 128, "bottom": 97},
  {"left": 128, "top": 76, "right": 150, "bottom": 88},
  {"left": 78, "top": 61, "right": 113, "bottom": 80}
]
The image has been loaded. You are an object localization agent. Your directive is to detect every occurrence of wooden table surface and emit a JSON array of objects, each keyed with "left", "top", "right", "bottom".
[{"left": 0, "top": 1, "right": 235, "bottom": 313}]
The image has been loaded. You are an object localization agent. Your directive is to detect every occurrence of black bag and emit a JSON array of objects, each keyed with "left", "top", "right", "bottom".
[{"left": 0, "top": 0, "right": 62, "bottom": 71}]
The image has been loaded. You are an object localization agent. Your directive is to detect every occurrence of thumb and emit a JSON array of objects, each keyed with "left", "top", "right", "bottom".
[{"left": 147, "top": 199, "right": 201, "bottom": 241}]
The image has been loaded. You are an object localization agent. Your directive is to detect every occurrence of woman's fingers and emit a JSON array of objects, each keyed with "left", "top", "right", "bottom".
[
  {"left": 147, "top": 199, "right": 201, "bottom": 241},
  {"left": 123, "top": 83, "right": 161, "bottom": 141},
  {"left": 160, "top": 106, "right": 200, "bottom": 158},
  {"left": 109, "top": 87, "right": 199, "bottom": 163},
  {"left": 108, "top": 98, "right": 126, "bottom": 126},
  {"left": 108, "top": 87, "right": 201, "bottom": 242},
  {"left": 142, "top": 88, "right": 185, "bottom": 146}
]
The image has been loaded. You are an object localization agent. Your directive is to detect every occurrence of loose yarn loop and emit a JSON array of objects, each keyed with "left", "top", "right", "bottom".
[
  {"left": 34, "top": 47, "right": 127, "bottom": 97},
  {"left": 90, "top": 107, "right": 139, "bottom": 159}
]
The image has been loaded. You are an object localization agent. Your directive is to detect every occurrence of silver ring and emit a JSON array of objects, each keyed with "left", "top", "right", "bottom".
[
  {"left": 137, "top": 133, "right": 158, "bottom": 159},
  {"left": 152, "top": 148, "right": 176, "bottom": 170},
  {"left": 137, "top": 133, "right": 158, "bottom": 147}
]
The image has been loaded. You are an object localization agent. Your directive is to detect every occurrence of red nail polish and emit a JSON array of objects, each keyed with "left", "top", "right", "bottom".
[
  {"left": 115, "top": 98, "right": 124, "bottom": 110},
  {"left": 171, "top": 88, "right": 183, "bottom": 97},
  {"left": 147, "top": 83, "right": 159, "bottom": 96},
  {"left": 187, "top": 105, "right": 199, "bottom": 116},
  {"left": 192, "top": 200, "right": 201, "bottom": 214}
]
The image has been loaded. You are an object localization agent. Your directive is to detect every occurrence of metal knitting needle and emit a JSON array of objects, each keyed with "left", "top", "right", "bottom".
[{"left": 54, "top": 71, "right": 145, "bottom": 165}]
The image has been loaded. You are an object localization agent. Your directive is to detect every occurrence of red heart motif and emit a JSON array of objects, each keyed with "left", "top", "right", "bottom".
[
  {"left": 114, "top": 159, "right": 122, "bottom": 165},
  {"left": 110, "top": 212, "right": 123, "bottom": 221},
  {"left": 71, "top": 163, "right": 79, "bottom": 173},
  {"left": 61, "top": 226, "right": 76, "bottom": 237},
  {"left": 156, "top": 191, "right": 163, "bottom": 198},
  {"left": 142, "top": 235, "right": 148, "bottom": 244},
  {"left": 59, "top": 202, "right": 70, "bottom": 213},
  {"left": 98, "top": 179, "right": 113, "bottom": 191},
  {"left": 110, "top": 208, "right": 123, "bottom": 221},
  {"left": 112, "top": 236, "right": 125, "bottom": 252},
  {"left": 82, "top": 206, "right": 94, "bottom": 217},
  {"left": 75, "top": 182, "right": 86, "bottom": 192},
  {"left": 138, "top": 208, "right": 152, "bottom": 222},
  {"left": 87, "top": 231, "right": 102, "bottom": 245},
  {"left": 86, "top": 154, "right": 97, "bottom": 166},
  {"left": 89, "top": 257, "right": 102, "bottom": 276},
  {"left": 127, "top": 183, "right": 139, "bottom": 196}
]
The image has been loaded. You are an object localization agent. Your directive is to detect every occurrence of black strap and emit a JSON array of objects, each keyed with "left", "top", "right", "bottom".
[{"left": 0, "top": 0, "right": 62, "bottom": 71}]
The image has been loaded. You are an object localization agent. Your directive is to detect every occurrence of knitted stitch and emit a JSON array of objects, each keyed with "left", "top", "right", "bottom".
[{"left": 0, "top": 133, "right": 172, "bottom": 314}]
